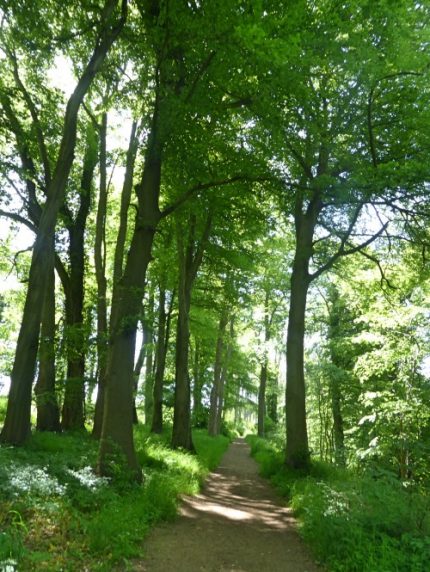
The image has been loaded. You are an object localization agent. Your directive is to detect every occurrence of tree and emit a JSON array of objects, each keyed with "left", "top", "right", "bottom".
[{"left": 0, "top": 0, "right": 127, "bottom": 445}]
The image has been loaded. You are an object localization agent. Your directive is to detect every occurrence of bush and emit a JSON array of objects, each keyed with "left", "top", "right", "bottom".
[
  {"left": 0, "top": 426, "right": 230, "bottom": 571},
  {"left": 248, "top": 433, "right": 430, "bottom": 572}
]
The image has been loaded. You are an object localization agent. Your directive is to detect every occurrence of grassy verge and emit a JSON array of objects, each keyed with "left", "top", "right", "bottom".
[
  {"left": 0, "top": 427, "right": 229, "bottom": 571},
  {"left": 246, "top": 435, "right": 430, "bottom": 572}
]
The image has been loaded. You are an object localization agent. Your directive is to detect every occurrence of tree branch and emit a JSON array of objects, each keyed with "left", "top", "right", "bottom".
[{"left": 160, "top": 174, "right": 269, "bottom": 218}]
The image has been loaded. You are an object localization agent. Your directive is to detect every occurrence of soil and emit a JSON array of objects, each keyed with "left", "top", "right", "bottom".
[{"left": 136, "top": 438, "right": 322, "bottom": 572}]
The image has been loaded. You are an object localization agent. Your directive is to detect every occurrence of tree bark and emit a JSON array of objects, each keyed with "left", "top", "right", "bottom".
[
  {"left": 257, "top": 290, "right": 270, "bottom": 437},
  {"left": 285, "top": 192, "right": 321, "bottom": 469},
  {"left": 0, "top": 0, "right": 127, "bottom": 446},
  {"left": 92, "top": 113, "right": 110, "bottom": 439},
  {"left": 151, "top": 285, "right": 172, "bottom": 433},
  {"left": 97, "top": 101, "right": 162, "bottom": 480},
  {"left": 93, "top": 119, "right": 138, "bottom": 438},
  {"left": 143, "top": 291, "right": 155, "bottom": 425},
  {"left": 34, "top": 251, "right": 61, "bottom": 432},
  {"left": 208, "top": 309, "right": 228, "bottom": 436},
  {"left": 61, "top": 125, "right": 98, "bottom": 430},
  {"left": 327, "top": 289, "right": 346, "bottom": 467},
  {"left": 216, "top": 318, "right": 234, "bottom": 432},
  {"left": 172, "top": 213, "right": 212, "bottom": 450},
  {"left": 192, "top": 339, "right": 205, "bottom": 427}
]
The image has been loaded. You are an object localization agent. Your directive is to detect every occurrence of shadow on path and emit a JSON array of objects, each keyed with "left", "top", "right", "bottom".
[{"left": 139, "top": 438, "right": 321, "bottom": 572}]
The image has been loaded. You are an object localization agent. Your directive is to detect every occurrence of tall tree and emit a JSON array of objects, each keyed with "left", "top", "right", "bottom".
[{"left": 0, "top": 0, "right": 128, "bottom": 445}]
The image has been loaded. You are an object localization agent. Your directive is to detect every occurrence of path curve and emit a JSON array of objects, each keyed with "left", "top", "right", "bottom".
[{"left": 140, "top": 438, "right": 321, "bottom": 572}]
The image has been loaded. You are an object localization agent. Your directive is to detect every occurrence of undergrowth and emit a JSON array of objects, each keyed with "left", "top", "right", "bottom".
[
  {"left": 246, "top": 435, "right": 430, "bottom": 572},
  {"left": 0, "top": 426, "right": 229, "bottom": 571}
]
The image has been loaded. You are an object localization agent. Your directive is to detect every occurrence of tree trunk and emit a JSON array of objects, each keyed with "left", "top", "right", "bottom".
[
  {"left": 0, "top": 0, "right": 127, "bottom": 446},
  {"left": 143, "top": 292, "right": 155, "bottom": 425},
  {"left": 171, "top": 271, "right": 194, "bottom": 450},
  {"left": 285, "top": 257, "right": 311, "bottom": 468},
  {"left": 34, "top": 254, "right": 61, "bottom": 432},
  {"left": 216, "top": 318, "right": 234, "bottom": 432},
  {"left": 285, "top": 191, "right": 322, "bottom": 470},
  {"left": 172, "top": 214, "right": 212, "bottom": 450},
  {"left": 267, "top": 367, "right": 279, "bottom": 424},
  {"left": 93, "top": 118, "right": 138, "bottom": 438},
  {"left": 151, "top": 285, "right": 170, "bottom": 434},
  {"left": 258, "top": 290, "right": 270, "bottom": 437},
  {"left": 97, "top": 103, "right": 162, "bottom": 480},
  {"left": 62, "top": 126, "right": 98, "bottom": 431},
  {"left": 257, "top": 362, "right": 268, "bottom": 437},
  {"left": 327, "top": 289, "right": 346, "bottom": 466},
  {"left": 92, "top": 113, "right": 110, "bottom": 438},
  {"left": 192, "top": 339, "right": 204, "bottom": 427},
  {"left": 208, "top": 309, "right": 228, "bottom": 436}
]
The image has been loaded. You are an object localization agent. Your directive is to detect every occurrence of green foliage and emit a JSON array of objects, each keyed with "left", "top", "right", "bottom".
[
  {"left": 0, "top": 428, "right": 229, "bottom": 571},
  {"left": 249, "top": 434, "right": 430, "bottom": 572}
]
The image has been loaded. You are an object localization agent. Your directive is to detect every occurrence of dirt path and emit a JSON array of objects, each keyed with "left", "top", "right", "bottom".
[{"left": 139, "top": 439, "right": 321, "bottom": 572}]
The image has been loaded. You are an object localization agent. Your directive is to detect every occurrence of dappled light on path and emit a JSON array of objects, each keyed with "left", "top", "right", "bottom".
[{"left": 139, "top": 439, "right": 321, "bottom": 572}]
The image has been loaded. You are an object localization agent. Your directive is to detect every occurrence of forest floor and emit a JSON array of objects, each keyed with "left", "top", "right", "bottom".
[{"left": 137, "top": 438, "right": 321, "bottom": 572}]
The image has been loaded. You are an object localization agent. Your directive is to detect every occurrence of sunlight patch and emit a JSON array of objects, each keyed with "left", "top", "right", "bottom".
[{"left": 203, "top": 503, "right": 252, "bottom": 521}]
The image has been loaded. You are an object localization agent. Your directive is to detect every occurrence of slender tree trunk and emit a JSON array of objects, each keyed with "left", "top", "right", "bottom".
[
  {"left": 0, "top": 0, "right": 127, "bottom": 445},
  {"left": 192, "top": 339, "right": 204, "bottom": 427},
  {"left": 151, "top": 286, "right": 168, "bottom": 433},
  {"left": 143, "top": 292, "right": 155, "bottom": 425},
  {"left": 92, "top": 113, "right": 110, "bottom": 438},
  {"left": 34, "top": 254, "right": 61, "bottom": 432},
  {"left": 172, "top": 214, "right": 212, "bottom": 450},
  {"left": 216, "top": 318, "right": 234, "bottom": 432},
  {"left": 62, "top": 126, "right": 98, "bottom": 430},
  {"left": 257, "top": 363, "right": 268, "bottom": 437},
  {"left": 330, "top": 379, "right": 345, "bottom": 466},
  {"left": 267, "top": 366, "right": 279, "bottom": 424},
  {"left": 208, "top": 309, "right": 228, "bottom": 436},
  {"left": 258, "top": 290, "right": 270, "bottom": 437},
  {"left": 131, "top": 321, "right": 146, "bottom": 425}
]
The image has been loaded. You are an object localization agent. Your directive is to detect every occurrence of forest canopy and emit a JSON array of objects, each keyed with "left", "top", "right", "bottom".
[{"left": 0, "top": 0, "right": 430, "bottom": 569}]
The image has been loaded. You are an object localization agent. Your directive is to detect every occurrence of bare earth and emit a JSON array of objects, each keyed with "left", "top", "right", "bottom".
[{"left": 138, "top": 439, "right": 321, "bottom": 572}]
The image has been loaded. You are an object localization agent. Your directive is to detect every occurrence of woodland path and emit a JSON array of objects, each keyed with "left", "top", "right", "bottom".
[{"left": 138, "top": 438, "right": 321, "bottom": 572}]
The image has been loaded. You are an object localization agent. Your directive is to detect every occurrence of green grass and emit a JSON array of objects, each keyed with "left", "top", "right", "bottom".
[
  {"left": 0, "top": 426, "right": 230, "bottom": 571},
  {"left": 247, "top": 434, "right": 430, "bottom": 572}
]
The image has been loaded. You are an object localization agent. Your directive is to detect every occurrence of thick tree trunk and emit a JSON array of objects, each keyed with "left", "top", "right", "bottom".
[
  {"left": 97, "top": 106, "right": 162, "bottom": 479},
  {"left": 0, "top": 0, "right": 127, "bottom": 446},
  {"left": 93, "top": 119, "right": 137, "bottom": 438},
  {"left": 285, "top": 184, "right": 323, "bottom": 470},
  {"left": 171, "top": 281, "right": 194, "bottom": 450},
  {"left": 97, "top": 225, "right": 156, "bottom": 479},
  {"left": 285, "top": 259, "right": 311, "bottom": 468},
  {"left": 34, "top": 256, "right": 61, "bottom": 432}
]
